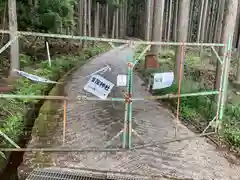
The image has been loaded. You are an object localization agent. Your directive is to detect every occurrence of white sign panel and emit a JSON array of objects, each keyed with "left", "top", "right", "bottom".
[
  {"left": 117, "top": 74, "right": 127, "bottom": 86},
  {"left": 84, "top": 74, "right": 114, "bottom": 100},
  {"left": 152, "top": 72, "right": 174, "bottom": 90}
]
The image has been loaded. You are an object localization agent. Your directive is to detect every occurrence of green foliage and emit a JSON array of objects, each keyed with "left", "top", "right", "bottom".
[
  {"left": 0, "top": 44, "right": 108, "bottom": 162},
  {"left": 223, "top": 104, "right": 240, "bottom": 147},
  {"left": 15, "top": 0, "right": 75, "bottom": 33},
  {"left": 0, "top": 0, "right": 127, "bottom": 33},
  {"left": 134, "top": 45, "right": 240, "bottom": 149},
  {"left": 106, "top": 0, "right": 123, "bottom": 10},
  {"left": 0, "top": 0, "right": 5, "bottom": 11}
]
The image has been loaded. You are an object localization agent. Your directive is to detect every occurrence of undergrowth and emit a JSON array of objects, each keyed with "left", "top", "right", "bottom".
[
  {"left": 0, "top": 43, "right": 108, "bottom": 165},
  {"left": 135, "top": 45, "right": 240, "bottom": 150}
]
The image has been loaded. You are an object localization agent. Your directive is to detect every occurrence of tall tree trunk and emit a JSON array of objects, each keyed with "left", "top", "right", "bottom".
[
  {"left": 137, "top": 4, "right": 141, "bottom": 37},
  {"left": 83, "top": 0, "right": 87, "bottom": 47},
  {"left": 112, "top": 11, "right": 116, "bottom": 38},
  {"left": 29, "top": 0, "right": 32, "bottom": 5},
  {"left": 209, "top": 0, "right": 217, "bottom": 43},
  {"left": 116, "top": 6, "right": 119, "bottom": 38},
  {"left": 197, "top": 0, "right": 205, "bottom": 42},
  {"left": 94, "top": 2, "right": 100, "bottom": 37},
  {"left": 233, "top": 1, "right": 240, "bottom": 47},
  {"left": 214, "top": 0, "right": 225, "bottom": 43},
  {"left": 100, "top": 4, "right": 105, "bottom": 33},
  {"left": 88, "top": 0, "right": 91, "bottom": 36},
  {"left": 173, "top": 0, "right": 179, "bottom": 41},
  {"left": 214, "top": 0, "right": 226, "bottom": 88},
  {"left": 150, "top": 0, "right": 165, "bottom": 55},
  {"left": 164, "top": 0, "right": 169, "bottom": 41},
  {"left": 167, "top": 0, "right": 173, "bottom": 41},
  {"left": 236, "top": 32, "right": 240, "bottom": 83},
  {"left": 188, "top": 0, "right": 194, "bottom": 42},
  {"left": 205, "top": 0, "right": 211, "bottom": 42},
  {"left": 123, "top": 0, "right": 128, "bottom": 36},
  {"left": 216, "top": 0, "right": 238, "bottom": 98},
  {"left": 236, "top": 35, "right": 240, "bottom": 82},
  {"left": 145, "top": 0, "right": 154, "bottom": 41},
  {"left": 136, "top": 4, "right": 139, "bottom": 37},
  {"left": 200, "top": 0, "right": 208, "bottom": 42},
  {"left": 175, "top": 0, "right": 190, "bottom": 79},
  {"left": 238, "top": 32, "right": 240, "bottom": 51},
  {"left": 211, "top": 1, "right": 219, "bottom": 42},
  {"left": 140, "top": 3, "right": 145, "bottom": 38},
  {"left": 77, "top": 0, "right": 83, "bottom": 36},
  {"left": 0, "top": 2, "right": 7, "bottom": 47},
  {"left": 120, "top": 2, "right": 125, "bottom": 38},
  {"left": 234, "top": 4, "right": 240, "bottom": 83},
  {"left": 8, "top": 0, "right": 19, "bottom": 78},
  {"left": 105, "top": 4, "right": 109, "bottom": 37}
]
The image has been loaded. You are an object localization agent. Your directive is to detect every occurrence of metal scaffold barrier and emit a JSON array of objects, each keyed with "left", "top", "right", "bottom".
[{"left": 0, "top": 29, "right": 232, "bottom": 152}]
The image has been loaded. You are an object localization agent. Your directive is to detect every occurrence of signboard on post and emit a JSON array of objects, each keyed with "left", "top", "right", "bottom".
[
  {"left": 84, "top": 74, "right": 114, "bottom": 100},
  {"left": 151, "top": 72, "right": 174, "bottom": 90}
]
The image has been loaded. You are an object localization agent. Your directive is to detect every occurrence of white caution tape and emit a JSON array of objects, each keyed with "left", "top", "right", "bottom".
[{"left": 13, "top": 69, "right": 58, "bottom": 84}]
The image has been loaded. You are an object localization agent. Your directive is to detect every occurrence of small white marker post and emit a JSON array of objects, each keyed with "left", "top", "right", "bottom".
[
  {"left": 46, "top": 41, "right": 51, "bottom": 67},
  {"left": 117, "top": 74, "right": 127, "bottom": 87}
]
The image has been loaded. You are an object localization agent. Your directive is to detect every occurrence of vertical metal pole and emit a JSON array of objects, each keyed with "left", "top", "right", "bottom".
[
  {"left": 63, "top": 100, "right": 67, "bottom": 145},
  {"left": 128, "top": 62, "right": 133, "bottom": 149},
  {"left": 218, "top": 35, "right": 232, "bottom": 130},
  {"left": 215, "top": 44, "right": 227, "bottom": 132},
  {"left": 176, "top": 44, "right": 184, "bottom": 122},
  {"left": 122, "top": 102, "right": 128, "bottom": 148},
  {"left": 122, "top": 62, "right": 131, "bottom": 148}
]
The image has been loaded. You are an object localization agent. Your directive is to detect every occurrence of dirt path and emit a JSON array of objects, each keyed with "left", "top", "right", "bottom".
[{"left": 22, "top": 46, "right": 240, "bottom": 180}]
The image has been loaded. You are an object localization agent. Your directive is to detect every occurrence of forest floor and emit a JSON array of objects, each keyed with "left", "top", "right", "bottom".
[{"left": 19, "top": 44, "right": 240, "bottom": 180}]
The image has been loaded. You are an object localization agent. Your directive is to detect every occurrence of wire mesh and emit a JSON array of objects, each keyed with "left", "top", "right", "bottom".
[{"left": 26, "top": 168, "right": 152, "bottom": 180}]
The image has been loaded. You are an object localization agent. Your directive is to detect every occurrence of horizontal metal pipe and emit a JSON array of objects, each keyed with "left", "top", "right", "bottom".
[
  {"left": 0, "top": 38, "right": 17, "bottom": 54},
  {"left": 0, "top": 94, "right": 125, "bottom": 101},
  {"left": 0, "top": 30, "right": 225, "bottom": 47},
  {"left": 0, "top": 132, "right": 214, "bottom": 152},
  {"left": 0, "top": 91, "right": 218, "bottom": 101},
  {"left": 0, "top": 147, "right": 126, "bottom": 152},
  {"left": 0, "top": 94, "right": 69, "bottom": 100},
  {"left": 132, "top": 91, "right": 219, "bottom": 101}
]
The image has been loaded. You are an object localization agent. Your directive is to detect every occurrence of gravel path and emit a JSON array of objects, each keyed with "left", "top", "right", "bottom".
[{"left": 24, "top": 45, "right": 240, "bottom": 180}]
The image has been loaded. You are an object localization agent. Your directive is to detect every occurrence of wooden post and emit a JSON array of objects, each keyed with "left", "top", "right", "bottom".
[{"left": 8, "top": 0, "right": 19, "bottom": 77}]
